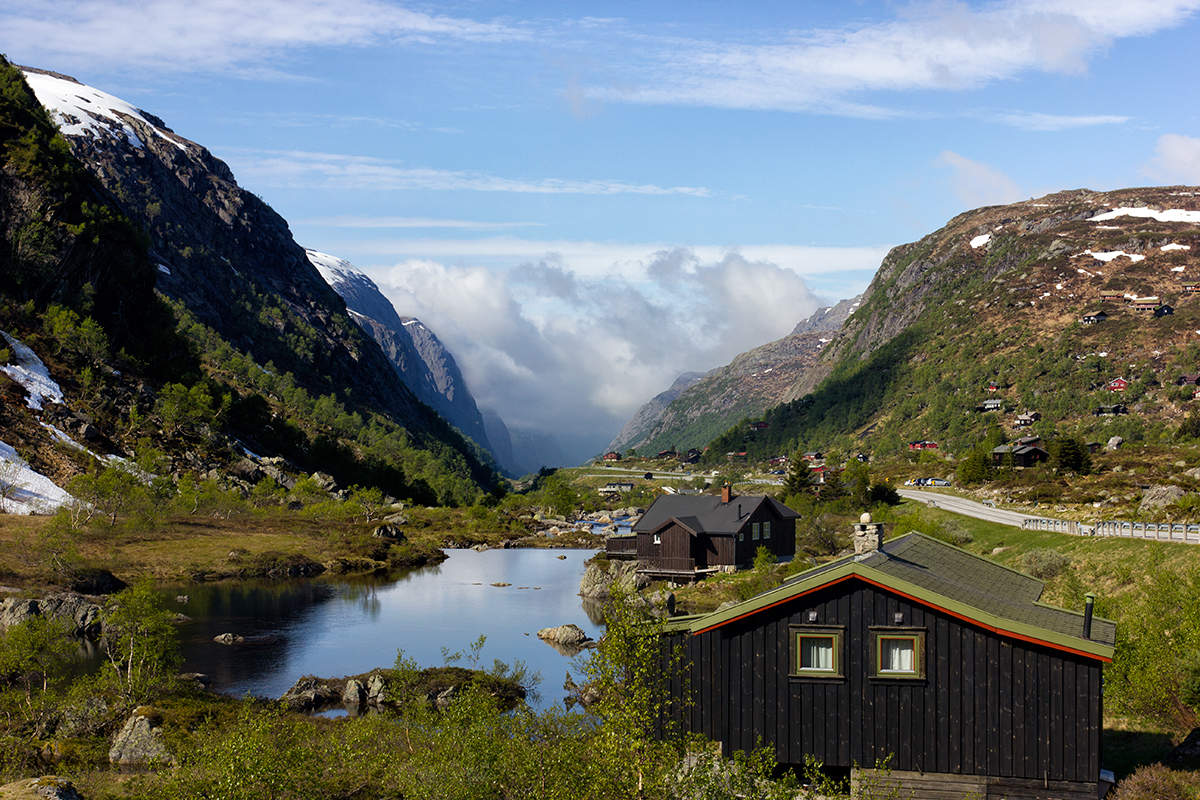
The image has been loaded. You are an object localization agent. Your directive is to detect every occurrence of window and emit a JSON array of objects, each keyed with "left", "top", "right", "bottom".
[
  {"left": 652, "top": 533, "right": 661, "bottom": 545},
  {"left": 790, "top": 626, "right": 843, "bottom": 678},
  {"left": 737, "top": 532, "right": 744, "bottom": 542},
  {"left": 752, "top": 522, "right": 761, "bottom": 540},
  {"left": 872, "top": 629, "right": 925, "bottom": 679},
  {"left": 763, "top": 521, "right": 772, "bottom": 539}
]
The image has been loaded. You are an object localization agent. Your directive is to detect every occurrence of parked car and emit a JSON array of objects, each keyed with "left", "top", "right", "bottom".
[{"left": 928, "top": 478, "right": 951, "bottom": 487}]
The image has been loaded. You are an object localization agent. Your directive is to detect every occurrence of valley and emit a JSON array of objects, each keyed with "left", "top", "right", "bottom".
[{"left": 4, "top": 20, "right": 1200, "bottom": 800}]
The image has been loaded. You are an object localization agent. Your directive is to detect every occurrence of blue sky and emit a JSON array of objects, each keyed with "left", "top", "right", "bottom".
[{"left": 6, "top": 1, "right": 1200, "bottom": 459}]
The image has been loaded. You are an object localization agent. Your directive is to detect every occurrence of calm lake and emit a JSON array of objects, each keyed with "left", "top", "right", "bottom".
[{"left": 166, "top": 548, "right": 604, "bottom": 710}]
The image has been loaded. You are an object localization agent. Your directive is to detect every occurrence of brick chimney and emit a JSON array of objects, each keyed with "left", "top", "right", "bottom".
[
  {"left": 721, "top": 484, "right": 732, "bottom": 503},
  {"left": 852, "top": 512, "right": 885, "bottom": 556}
]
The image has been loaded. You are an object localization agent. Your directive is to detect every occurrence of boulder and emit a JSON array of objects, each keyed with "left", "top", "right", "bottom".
[
  {"left": 537, "top": 624, "right": 592, "bottom": 648},
  {"left": 280, "top": 675, "right": 339, "bottom": 712},
  {"left": 1140, "top": 484, "right": 1186, "bottom": 513},
  {"left": 342, "top": 678, "right": 365, "bottom": 709},
  {"left": 578, "top": 560, "right": 648, "bottom": 599},
  {"left": 0, "top": 593, "right": 103, "bottom": 639},
  {"left": 1106, "top": 436, "right": 1123, "bottom": 451},
  {"left": 1165, "top": 726, "right": 1200, "bottom": 768},
  {"left": 109, "top": 707, "right": 175, "bottom": 767},
  {"left": 371, "top": 524, "right": 406, "bottom": 541},
  {"left": 383, "top": 511, "right": 409, "bottom": 525},
  {"left": 715, "top": 600, "right": 738, "bottom": 613},
  {"left": 311, "top": 472, "right": 338, "bottom": 492},
  {"left": 212, "top": 633, "right": 244, "bottom": 645},
  {"left": 228, "top": 457, "right": 265, "bottom": 483},
  {"left": 0, "top": 777, "right": 86, "bottom": 800},
  {"left": 366, "top": 673, "right": 387, "bottom": 706}
]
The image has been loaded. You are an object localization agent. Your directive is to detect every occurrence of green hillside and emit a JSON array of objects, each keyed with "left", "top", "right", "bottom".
[{"left": 706, "top": 188, "right": 1200, "bottom": 462}]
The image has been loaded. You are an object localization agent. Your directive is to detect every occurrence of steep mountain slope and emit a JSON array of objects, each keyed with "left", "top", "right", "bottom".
[
  {"left": 705, "top": 187, "right": 1200, "bottom": 461},
  {"left": 611, "top": 297, "right": 860, "bottom": 456},
  {"left": 306, "top": 249, "right": 493, "bottom": 455},
  {"left": 607, "top": 371, "right": 704, "bottom": 453},
  {"left": 6, "top": 61, "right": 496, "bottom": 502}
]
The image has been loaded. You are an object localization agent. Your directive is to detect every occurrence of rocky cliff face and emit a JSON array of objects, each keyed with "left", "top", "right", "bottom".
[
  {"left": 307, "top": 250, "right": 493, "bottom": 454},
  {"left": 610, "top": 297, "right": 860, "bottom": 455},
  {"left": 14, "top": 65, "right": 495, "bottom": 495}
]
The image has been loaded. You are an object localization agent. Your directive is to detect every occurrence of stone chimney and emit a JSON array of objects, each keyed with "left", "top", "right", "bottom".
[
  {"left": 721, "top": 484, "right": 732, "bottom": 504},
  {"left": 852, "top": 512, "right": 885, "bottom": 556}
]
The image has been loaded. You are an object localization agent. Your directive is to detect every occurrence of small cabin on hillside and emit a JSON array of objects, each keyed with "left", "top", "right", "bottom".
[
  {"left": 1130, "top": 297, "right": 1160, "bottom": 313},
  {"left": 975, "top": 398, "right": 1003, "bottom": 413},
  {"left": 603, "top": 451, "right": 621, "bottom": 462},
  {"left": 680, "top": 448, "right": 702, "bottom": 464},
  {"left": 749, "top": 421, "right": 770, "bottom": 431},
  {"left": 1183, "top": 283, "right": 1200, "bottom": 294},
  {"left": 1080, "top": 310, "right": 1107, "bottom": 325},
  {"left": 1107, "top": 377, "right": 1128, "bottom": 392},
  {"left": 1176, "top": 374, "right": 1200, "bottom": 386},
  {"left": 1099, "top": 290, "right": 1124, "bottom": 302},
  {"left": 907, "top": 440, "right": 938, "bottom": 451},
  {"left": 1013, "top": 411, "right": 1040, "bottom": 427},
  {"left": 660, "top": 518, "right": 1115, "bottom": 800},
  {"left": 1094, "top": 404, "right": 1129, "bottom": 416},
  {"left": 991, "top": 443, "right": 1048, "bottom": 468},
  {"left": 1156, "top": 304, "right": 1175, "bottom": 317},
  {"left": 628, "top": 487, "right": 799, "bottom": 580}
]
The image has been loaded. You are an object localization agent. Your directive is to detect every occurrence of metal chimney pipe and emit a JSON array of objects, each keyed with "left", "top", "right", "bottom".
[{"left": 1083, "top": 593, "right": 1095, "bottom": 639}]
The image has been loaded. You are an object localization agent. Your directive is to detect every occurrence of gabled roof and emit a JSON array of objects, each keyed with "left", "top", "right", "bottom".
[
  {"left": 665, "top": 532, "right": 1114, "bottom": 661},
  {"left": 634, "top": 494, "right": 799, "bottom": 536}
]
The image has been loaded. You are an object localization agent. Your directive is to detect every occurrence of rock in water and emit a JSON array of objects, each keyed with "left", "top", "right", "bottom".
[
  {"left": 109, "top": 707, "right": 175, "bottom": 767},
  {"left": 343, "top": 678, "right": 366, "bottom": 710},
  {"left": 0, "top": 776, "right": 86, "bottom": 800},
  {"left": 212, "top": 633, "right": 244, "bottom": 645},
  {"left": 280, "top": 676, "right": 340, "bottom": 712},
  {"left": 537, "top": 624, "right": 592, "bottom": 648},
  {"left": 578, "top": 560, "right": 648, "bottom": 599}
]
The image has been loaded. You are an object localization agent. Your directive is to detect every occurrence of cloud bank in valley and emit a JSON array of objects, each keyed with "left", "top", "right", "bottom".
[{"left": 366, "top": 246, "right": 875, "bottom": 462}]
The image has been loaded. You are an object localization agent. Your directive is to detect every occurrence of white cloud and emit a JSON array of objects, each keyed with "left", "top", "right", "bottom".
[
  {"left": 0, "top": 0, "right": 525, "bottom": 75},
  {"left": 936, "top": 150, "right": 1024, "bottom": 209},
  {"left": 1145, "top": 134, "right": 1200, "bottom": 184},
  {"left": 226, "top": 149, "right": 711, "bottom": 197},
  {"left": 346, "top": 237, "right": 888, "bottom": 281},
  {"left": 361, "top": 246, "right": 874, "bottom": 459},
  {"left": 592, "top": 1, "right": 1200, "bottom": 114},
  {"left": 987, "top": 111, "right": 1129, "bottom": 131},
  {"left": 299, "top": 216, "right": 545, "bottom": 230}
]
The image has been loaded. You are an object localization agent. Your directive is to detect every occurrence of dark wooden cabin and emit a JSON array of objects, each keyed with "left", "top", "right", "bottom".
[
  {"left": 630, "top": 488, "right": 798, "bottom": 580},
  {"left": 661, "top": 520, "right": 1115, "bottom": 800}
]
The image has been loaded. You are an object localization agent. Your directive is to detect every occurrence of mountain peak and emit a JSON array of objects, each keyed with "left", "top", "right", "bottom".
[{"left": 19, "top": 66, "right": 190, "bottom": 152}]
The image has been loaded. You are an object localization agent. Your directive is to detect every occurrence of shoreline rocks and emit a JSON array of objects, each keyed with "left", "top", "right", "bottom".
[
  {"left": 0, "top": 593, "right": 104, "bottom": 639},
  {"left": 578, "top": 559, "right": 648, "bottom": 599},
  {"left": 537, "top": 623, "right": 593, "bottom": 650}
]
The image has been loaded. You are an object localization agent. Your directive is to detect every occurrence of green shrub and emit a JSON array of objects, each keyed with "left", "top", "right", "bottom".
[{"left": 1021, "top": 548, "right": 1070, "bottom": 579}]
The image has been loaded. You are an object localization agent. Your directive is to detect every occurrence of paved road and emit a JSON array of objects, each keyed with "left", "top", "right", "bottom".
[{"left": 897, "top": 488, "right": 1032, "bottom": 528}]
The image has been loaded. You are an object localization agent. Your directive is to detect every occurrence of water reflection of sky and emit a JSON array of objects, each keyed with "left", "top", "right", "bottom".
[{"left": 166, "top": 548, "right": 604, "bottom": 710}]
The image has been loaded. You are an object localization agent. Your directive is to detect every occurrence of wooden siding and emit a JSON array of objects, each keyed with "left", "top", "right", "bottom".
[{"left": 667, "top": 578, "right": 1102, "bottom": 785}]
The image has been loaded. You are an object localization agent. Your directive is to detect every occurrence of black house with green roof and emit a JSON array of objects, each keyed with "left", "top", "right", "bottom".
[
  {"left": 615, "top": 487, "right": 799, "bottom": 580},
  {"left": 661, "top": 517, "right": 1115, "bottom": 800}
]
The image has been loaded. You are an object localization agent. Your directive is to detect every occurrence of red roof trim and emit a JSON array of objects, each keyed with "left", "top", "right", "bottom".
[{"left": 690, "top": 573, "right": 1111, "bottom": 663}]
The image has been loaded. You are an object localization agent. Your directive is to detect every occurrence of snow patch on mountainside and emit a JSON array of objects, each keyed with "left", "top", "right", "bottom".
[
  {"left": 21, "top": 69, "right": 188, "bottom": 151},
  {"left": 1162, "top": 243, "right": 1191, "bottom": 252},
  {"left": 970, "top": 233, "right": 992, "bottom": 248},
  {"left": 0, "top": 441, "right": 72, "bottom": 515},
  {"left": 305, "top": 248, "right": 360, "bottom": 288},
  {"left": 1076, "top": 250, "right": 1145, "bottom": 264},
  {"left": 1, "top": 331, "right": 63, "bottom": 410},
  {"left": 1090, "top": 207, "right": 1200, "bottom": 224}
]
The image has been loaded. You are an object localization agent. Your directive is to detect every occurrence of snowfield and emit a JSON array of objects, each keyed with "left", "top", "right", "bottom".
[
  {"left": 1, "top": 331, "right": 64, "bottom": 410},
  {"left": 306, "top": 249, "right": 361, "bottom": 289},
  {"left": 1090, "top": 207, "right": 1200, "bottom": 224},
  {"left": 0, "top": 441, "right": 72, "bottom": 515},
  {"left": 970, "top": 233, "right": 992, "bottom": 249},
  {"left": 21, "top": 69, "right": 189, "bottom": 152},
  {"left": 1162, "top": 243, "right": 1191, "bottom": 252},
  {"left": 1077, "top": 250, "right": 1145, "bottom": 264}
]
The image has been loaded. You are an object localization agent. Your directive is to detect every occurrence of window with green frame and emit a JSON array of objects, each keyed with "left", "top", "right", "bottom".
[
  {"left": 872, "top": 629, "right": 926, "bottom": 679},
  {"left": 752, "top": 522, "right": 761, "bottom": 540},
  {"left": 763, "top": 520, "right": 772, "bottom": 539},
  {"left": 790, "top": 626, "right": 844, "bottom": 678}
]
